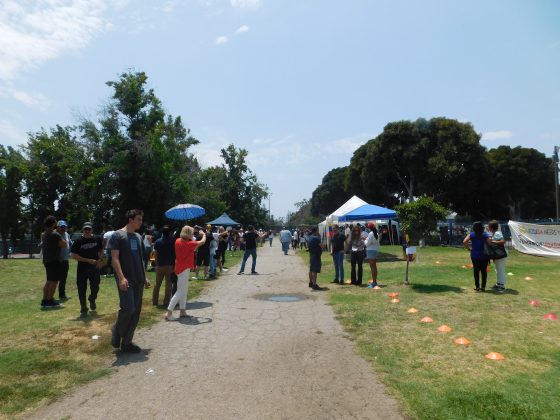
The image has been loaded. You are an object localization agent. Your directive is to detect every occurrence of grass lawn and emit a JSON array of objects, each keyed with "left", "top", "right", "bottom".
[
  {"left": 0, "top": 251, "right": 242, "bottom": 418},
  {"left": 303, "top": 245, "right": 560, "bottom": 420}
]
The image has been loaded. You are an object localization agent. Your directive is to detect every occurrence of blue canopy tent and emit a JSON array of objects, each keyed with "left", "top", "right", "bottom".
[
  {"left": 206, "top": 213, "right": 240, "bottom": 226},
  {"left": 338, "top": 204, "right": 397, "bottom": 221}
]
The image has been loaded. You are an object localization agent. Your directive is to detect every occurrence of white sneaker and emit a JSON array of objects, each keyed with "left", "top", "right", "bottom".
[
  {"left": 191, "top": 276, "right": 198, "bottom": 280},
  {"left": 165, "top": 315, "right": 178, "bottom": 321},
  {"left": 222, "top": 268, "right": 229, "bottom": 272}
]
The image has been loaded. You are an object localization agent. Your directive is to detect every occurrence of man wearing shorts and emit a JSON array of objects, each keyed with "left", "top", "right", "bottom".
[
  {"left": 307, "top": 226, "right": 323, "bottom": 290},
  {"left": 40, "top": 215, "right": 68, "bottom": 309}
]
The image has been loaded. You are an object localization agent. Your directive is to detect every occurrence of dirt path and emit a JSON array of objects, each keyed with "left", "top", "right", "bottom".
[{"left": 29, "top": 241, "right": 403, "bottom": 419}]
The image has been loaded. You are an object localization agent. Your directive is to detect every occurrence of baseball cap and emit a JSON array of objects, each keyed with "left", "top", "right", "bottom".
[
  {"left": 83, "top": 222, "right": 93, "bottom": 230},
  {"left": 57, "top": 220, "right": 67, "bottom": 227}
]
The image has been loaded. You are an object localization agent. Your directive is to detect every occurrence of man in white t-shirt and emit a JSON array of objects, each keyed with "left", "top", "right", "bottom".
[{"left": 102, "top": 228, "right": 115, "bottom": 276}]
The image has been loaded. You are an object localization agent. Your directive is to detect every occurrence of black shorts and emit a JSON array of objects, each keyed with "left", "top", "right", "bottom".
[
  {"left": 309, "top": 256, "right": 322, "bottom": 273},
  {"left": 44, "top": 261, "right": 64, "bottom": 282},
  {"left": 196, "top": 250, "right": 210, "bottom": 267}
]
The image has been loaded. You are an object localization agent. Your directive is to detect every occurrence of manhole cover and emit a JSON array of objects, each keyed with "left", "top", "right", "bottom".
[
  {"left": 254, "top": 293, "right": 308, "bottom": 302},
  {"left": 268, "top": 295, "right": 304, "bottom": 302}
]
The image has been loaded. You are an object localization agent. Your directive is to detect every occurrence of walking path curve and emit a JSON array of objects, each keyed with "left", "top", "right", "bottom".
[{"left": 29, "top": 241, "right": 403, "bottom": 419}]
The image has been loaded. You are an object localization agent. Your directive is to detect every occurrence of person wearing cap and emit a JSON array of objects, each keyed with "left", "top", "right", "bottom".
[
  {"left": 365, "top": 222, "right": 380, "bottom": 288},
  {"left": 70, "top": 222, "right": 103, "bottom": 317},
  {"left": 40, "top": 215, "right": 68, "bottom": 309},
  {"left": 56, "top": 220, "right": 72, "bottom": 300}
]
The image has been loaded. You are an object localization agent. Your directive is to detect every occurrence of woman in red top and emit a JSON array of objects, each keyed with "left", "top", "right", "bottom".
[{"left": 165, "top": 226, "right": 206, "bottom": 321}]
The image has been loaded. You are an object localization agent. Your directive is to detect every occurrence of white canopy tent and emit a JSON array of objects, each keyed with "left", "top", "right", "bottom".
[{"left": 318, "top": 196, "right": 367, "bottom": 244}]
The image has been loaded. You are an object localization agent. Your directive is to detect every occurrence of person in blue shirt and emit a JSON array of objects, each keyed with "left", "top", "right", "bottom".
[
  {"left": 463, "top": 221, "right": 490, "bottom": 292},
  {"left": 152, "top": 225, "right": 174, "bottom": 306}
]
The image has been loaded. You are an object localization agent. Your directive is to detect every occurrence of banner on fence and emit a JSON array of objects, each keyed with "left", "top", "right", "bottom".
[{"left": 508, "top": 221, "right": 560, "bottom": 258}]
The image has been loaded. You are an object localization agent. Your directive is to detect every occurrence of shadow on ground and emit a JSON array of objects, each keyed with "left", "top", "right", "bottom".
[
  {"left": 112, "top": 349, "right": 152, "bottom": 366},
  {"left": 411, "top": 283, "right": 464, "bottom": 294},
  {"left": 187, "top": 301, "right": 213, "bottom": 310},
  {"left": 178, "top": 316, "right": 212, "bottom": 325}
]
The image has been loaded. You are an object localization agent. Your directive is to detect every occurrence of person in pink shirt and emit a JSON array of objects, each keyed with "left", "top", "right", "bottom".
[{"left": 165, "top": 226, "right": 206, "bottom": 321}]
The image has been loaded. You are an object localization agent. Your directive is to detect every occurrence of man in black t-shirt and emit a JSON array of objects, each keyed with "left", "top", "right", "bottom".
[
  {"left": 194, "top": 226, "right": 213, "bottom": 280},
  {"left": 40, "top": 215, "right": 68, "bottom": 309},
  {"left": 329, "top": 224, "right": 347, "bottom": 284},
  {"left": 70, "top": 222, "right": 103, "bottom": 317},
  {"left": 238, "top": 225, "right": 263, "bottom": 275}
]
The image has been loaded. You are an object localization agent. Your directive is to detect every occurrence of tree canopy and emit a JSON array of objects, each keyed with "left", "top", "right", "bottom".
[{"left": 0, "top": 70, "right": 269, "bottom": 247}]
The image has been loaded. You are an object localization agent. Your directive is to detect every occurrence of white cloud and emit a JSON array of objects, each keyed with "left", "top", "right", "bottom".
[
  {"left": 236, "top": 25, "right": 250, "bottom": 34},
  {"left": 0, "top": 0, "right": 110, "bottom": 82},
  {"left": 215, "top": 35, "right": 229, "bottom": 45},
  {"left": 11, "top": 89, "right": 50, "bottom": 109},
  {"left": 481, "top": 130, "right": 514, "bottom": 141},
  {"left": 161, "top": 1, "right": 176, "bottom": 13},
  {"left": 0, "top": 119, "right": 27, "bottom": 146},
  {"left": 230, "top": 0, "right": 261, "bottom": 10}
]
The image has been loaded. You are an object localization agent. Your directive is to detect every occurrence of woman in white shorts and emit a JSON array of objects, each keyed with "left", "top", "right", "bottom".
[{"left": 365, "top": 222, "right": 380, "bottom": 288}]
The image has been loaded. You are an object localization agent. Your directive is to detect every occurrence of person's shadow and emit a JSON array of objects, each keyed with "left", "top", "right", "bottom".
[
  {"left": 178, "top": 316, "right": 212, "bottom": 325},
  {"left": 411, "top": 284, "right": 464, "bottom": 293},
  {"left": 186, "top": 301, "right": 213, "bottom": 310},
  {"left": 112, "top": 348, "right": 152, "bottom": 366}
]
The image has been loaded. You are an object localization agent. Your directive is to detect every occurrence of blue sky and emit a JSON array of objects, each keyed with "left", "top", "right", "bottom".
[{"left": 1, "top": 0, "right": 559, "bottom": 219}]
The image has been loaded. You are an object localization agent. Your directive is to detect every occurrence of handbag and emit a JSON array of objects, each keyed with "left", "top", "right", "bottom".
[{"left": 484, "top": 242, "right": 507, "bottom": 260}]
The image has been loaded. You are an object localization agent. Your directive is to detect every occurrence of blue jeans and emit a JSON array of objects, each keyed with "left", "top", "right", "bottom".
[
  {"left": 209, "top": 249, "right": 217, "bottom": 275},
  {"left": 240, "top": 248, "right": 257, "bottom": 273},
  {"left": 333, "top": 250, "right": 344, "bottom": 282},
  {"left": 281, "top": 241, "right": 289, "bottom": 254},
  {"left": 113, "top": 279, "right": 144, "bottom": 346}
]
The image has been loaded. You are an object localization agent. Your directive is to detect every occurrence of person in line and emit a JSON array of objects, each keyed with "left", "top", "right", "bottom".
[
  {"left": 268, "top": 230, "right": 274, "bottom": 247},
  {"left": 329, "top": 224, "right": 346, "bottom": 284},
  {"left": 487, "top": 220, "right": 508, "bottom": 293},
  {"left": 152, "top": 225, "right": 174, "bottom": 306},
  {"left": 40, "top": 215, "right": 68, "bottom": 309},
  {"left": 216, "top": 227, "right": 229, "bottom": 272},
  {"left": 110, "top": 209, "right": 151, "bottom": 353},
  {"left": 142, "top": 229, "right": 154, "bottom": 270},
  {"left": 193, "top": 225, "right": 212, "bottom": 280},
  {"left": 56, "top": 220, "right": 71, "bottom": 301},
  {"left": 300, "top": 229, "right": 308, "bottom": 249},
  {"left": 347, "top": 225, "right": 366, "bottom": 286},
  {"left": 208, "top": 225, "right": 219, "bottom": 279},
  {"left": 292, "top": 229, "right": 298, "bottom": 250},
  {"left": 365, "top": 222, "right": 380, "bottom": 288},
  {"left": 307, "top": 226, "right": 324, "bottom": 290},
  {"left": 165, "top": 226, "right": 206, "bottom": 321},
  {"left": 102, "top": 227, "right": 115, "bottom": 277},
  {"left": 463, "top": 221, "right": 490, "bottom": 292},
  {"left": 70, "top": 222, "right": 103, "bottom": 317},
  {"left": 238, "top": 225, "right": 262, "bottom": 275},
  {"left": 279, "top": 226, "right": 292, "bottom": 255}
]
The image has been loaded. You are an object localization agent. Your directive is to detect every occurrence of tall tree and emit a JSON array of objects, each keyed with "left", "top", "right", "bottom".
[
  {"left": 310, "top": 167, "right": 350, "bottom": 216},
  {"left": 23, "top": 125, "right": 83, "bottom": 234},
  {"left": 80, "top": 71, "right": 200, "bottom": 228},
  {"left": 486, "top": 146, "right": 554, "bottom": 219},
  {"left": 220, "top": 144, "right": 268, "bottom": 226},
  {"left": 0, "top": 146, "right": 26, "bottom": 258}
]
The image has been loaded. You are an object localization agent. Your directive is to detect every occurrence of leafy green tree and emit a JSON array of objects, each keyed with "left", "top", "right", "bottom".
[
  {"left": 396, "top": 197, "right": 448, "bottom": 245},
  {"left": 486, "top": 146, "right": 554, "bottom": 220},
  {"left": 220, "top": 144, "right": 268, "bottom": 226},
  {"left": 0, "top": 146, "right": 26, "bottom": 258},
  {"left": 79, "top": 71, "right": 201, "bottom": 228},
  {"left": 310, "top": 167, "right": 350, "bottom": 216},
  {"left": 23, "top": 125, "right": 83, "bottom": 234}
]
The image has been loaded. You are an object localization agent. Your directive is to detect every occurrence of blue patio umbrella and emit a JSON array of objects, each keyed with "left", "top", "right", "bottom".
[{"left": 165, "top": 204, "right": 205, "bottom": 221}]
